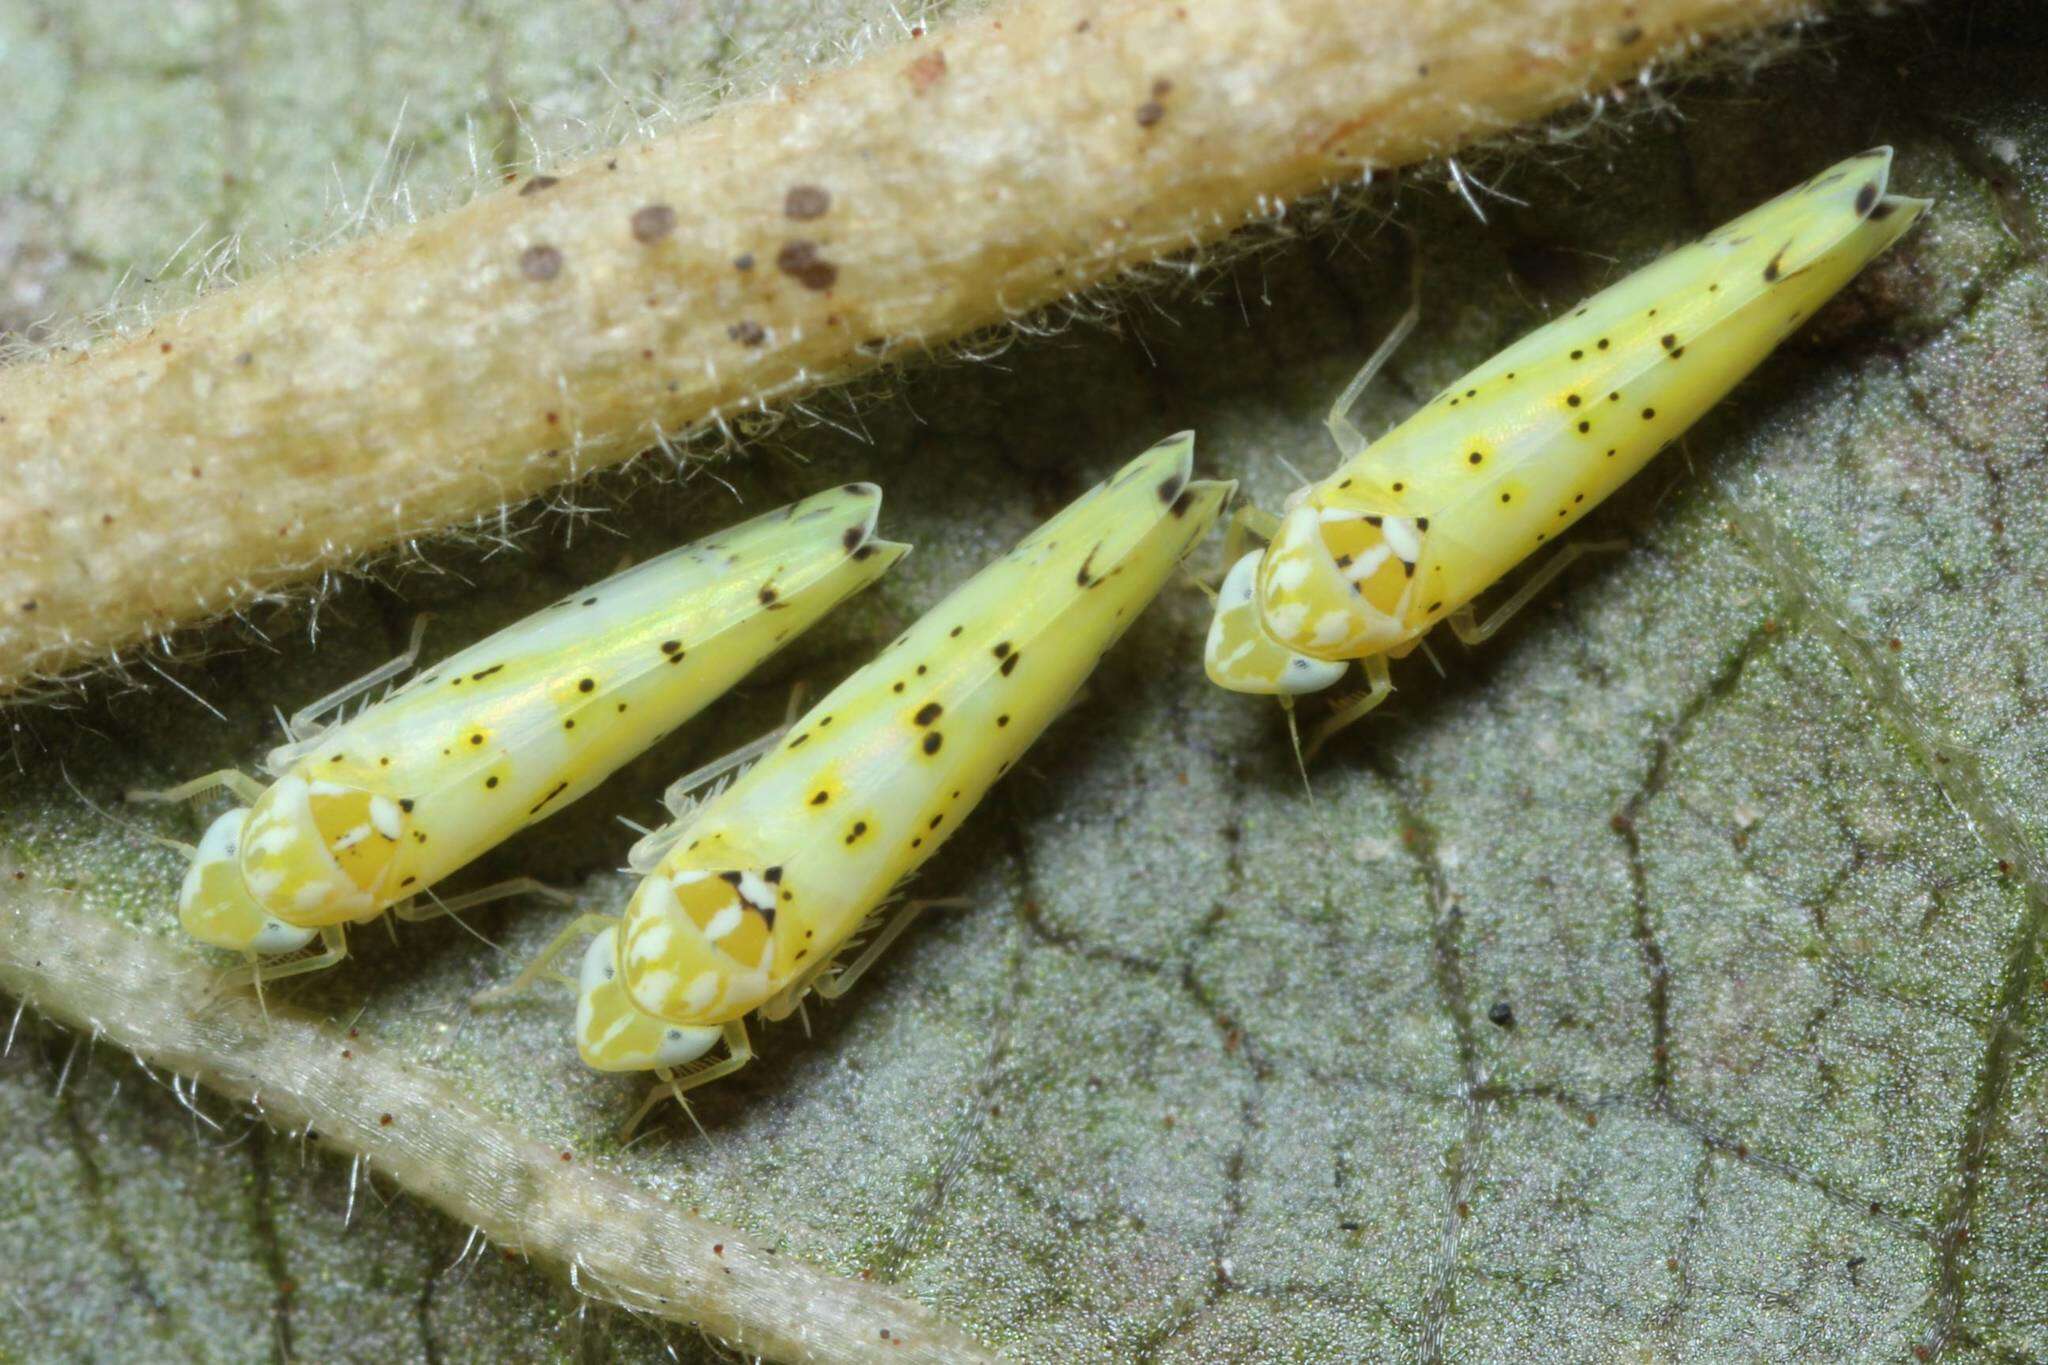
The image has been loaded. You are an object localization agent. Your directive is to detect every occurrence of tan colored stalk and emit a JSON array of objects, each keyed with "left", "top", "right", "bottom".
[
  {"left": 0, "top": 0, "right": 1814, "bottom": 690},
  {"left": 0, "top": 866, "right": 996, "bottom": 1364}
]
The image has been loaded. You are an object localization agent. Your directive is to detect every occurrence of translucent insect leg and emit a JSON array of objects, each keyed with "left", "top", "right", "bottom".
[
  {"left": 125, "top": 768, "right": 269, "bottom": 806},
  {"left": 470, "top": 914, "right": 620, "bottom": 1004},
  {"left": 1217, "top": 504, "right": 1286, "bottom": 583},
  {"left": 620, "top": 1020, "right": 754, "bottom": 1140},
  {"left": 281, "top": 614, "right": 432, "bottom": 743},
  {"left": 1324, "top": 248, "right": 1422, "bottom": 461},
  {"left": 390, "top": 877, "right": 574, "bottom": 922},
  {"left": 1444, "top": 540, "right": 1629, "bottom": 646},
  {"left": 811, "top": 898, "right": 969, "bottom": 1001},
  {"left": 653, "top": 683, "right": 809, "bottom": 819},
  {"left": 1303, "top": 654, "right": 1396, "bottom": 760},
  {"left": 220, "top": 926, "right": 351, "bottom": 992}
]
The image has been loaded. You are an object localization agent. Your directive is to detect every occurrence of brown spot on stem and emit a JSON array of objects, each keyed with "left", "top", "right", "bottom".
[
  {"left": 520, "top": 245, "right": 563, "bottom": 281},
  {"left": 776, "top": 240, "right": 838, "bottom": 291},
  {"left": 631, "top": 204, "right": 677, "bottom": 243},
  {"left": 785, "top": 185, "right": 831, "bottom": 220},
  {"left": 519, "top": 175, "right": 559, "bottom": 196},
  {"left": 906, "top": 49, "right": 948, "bottom": 93}
]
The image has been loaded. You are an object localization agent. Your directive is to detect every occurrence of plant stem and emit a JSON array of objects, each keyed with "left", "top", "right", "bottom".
[
  {"left": 0, "top": 0, "right": 1814, "bottom": 689},
  {"left": 0, "top": 873, "right": 996, "bottom": 1365}
]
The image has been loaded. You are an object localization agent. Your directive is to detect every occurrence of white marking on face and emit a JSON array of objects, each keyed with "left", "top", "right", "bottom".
[
  {"left": 735, "top": 871, "right": 775, "bottom": 912},
  {"left": 683, "top": 970, "right": 721, "bottom": 1011},
  {"left": 1221, "top": 552, "right": 1262, "bottom": 606},
  {"left": 629, "top": 921, "right": 673, "bottom": 964},
  {"left": 1381, "top": 517, "right": 1421, "bottom": 562},
  {"left": 1345, "top": 545, "right": 1391, "bottom": 581},
  {"left": 369, "top": 795, "right": 404, "bottom": 841},
  {"left": 1277, "top": 652, "right": 1348, "bottom": 695},
  {"left": 1269, "top": 557, "right": 1311, "bottom": 592},
  {"left": 253, "top": 826, "right": 298, "bottom": 856},
  {"left": 704, "top": 904, "right": 742, "bottom": 942},
  {"left": 1311, "top": 610, "right": 1354, "bottom": 648}
]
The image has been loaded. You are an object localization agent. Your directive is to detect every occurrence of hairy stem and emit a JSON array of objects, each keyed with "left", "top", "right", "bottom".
[
  {"left": 0, "top": 868, "right": 994, "bottom": 1365},
  {"left": 0, "top": 0, "right": 1813, "bottom": 689}
]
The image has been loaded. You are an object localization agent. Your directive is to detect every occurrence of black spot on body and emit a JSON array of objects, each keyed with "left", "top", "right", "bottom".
[
  {"left": 1170, "top": 489, "right": 1197, "bottom": 518},
  {"left": 578, "top": 678, "right": 595, "bottom": 692},
  {"left": 842, "top": 526, "right": 865, "bottom": 552},
  {"left": 485, "top": 776, "right": 499, "bottom": 789},
  {"left": 811, "top": 791, "right": 830, "bottom": 805},
  {"left": 914, "top": 702, "right": 943, "bottom": 726},
  {"left": 758, "top": 586, "right": 779, "bottom": 606},
  {"left": 1855, "top": 183, "right": 1878, "bottom": 216},
  {"left": 1000, "top": 653, "right": 1019, "bottom": 676},
  {"left": 661, "top": 640, "right": 683, "bottom": 656},
  {"left": 923, "top": 732, "right": 944, "bottom": 754}
]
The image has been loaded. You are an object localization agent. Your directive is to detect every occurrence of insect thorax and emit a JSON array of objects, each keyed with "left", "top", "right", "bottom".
[
  {"left": 239, "top": 772, "right": 405, "bottom": 926},
  {"left": 1255, "top": 500, "right": 1429, "bottom": 659},
  {"left": 621, "top": 840, "right": 784, "bottom": 1025}
]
